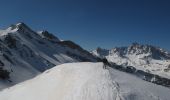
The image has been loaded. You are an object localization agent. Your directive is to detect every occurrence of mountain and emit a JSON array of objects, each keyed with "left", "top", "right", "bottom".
[
  {"left": 0, "top": 22, "right": 97, "bottom": 90},
  {"left": 0, "top": 62, "right": 170, "bottom": 100},
  {"left": 92, "top": 43, "right": 170, "bottom": 78}
]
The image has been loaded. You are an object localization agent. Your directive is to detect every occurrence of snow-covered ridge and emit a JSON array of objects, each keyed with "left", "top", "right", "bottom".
[
  {"left": 0, "top": 62, "right": 170, "bottom": 100},
  {"left": 92, "top": 43, "right": 170, "bottom": 78},
  {"left": 0, "top": 22, "right": 98, "bottom": 90}
]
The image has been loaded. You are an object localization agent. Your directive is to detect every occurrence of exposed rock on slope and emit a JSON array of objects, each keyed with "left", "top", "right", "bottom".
[
  {"left": 0, "top": 22, "right": 97, "bottom": 90},
  {"left": 92, "top": 43, "right": 170, "bottom": 78}
]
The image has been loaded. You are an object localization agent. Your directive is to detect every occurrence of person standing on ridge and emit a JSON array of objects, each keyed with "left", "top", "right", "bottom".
[{"left": 102, "top": 58, "right": 110, "bottom": 69}]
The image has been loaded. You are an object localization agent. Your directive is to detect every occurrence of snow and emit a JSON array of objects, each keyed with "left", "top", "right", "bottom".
[
  {"left": 0, "top": 62, "right": 170, "bottom": 100},
  {"left": 92, "top": 46, "right": 170, "bottom": 78},
  {"left": 109, "top": 67, "right": 170, "bottom": 100},
  {"left": 0, "top": 23, "right": 97, "bottom": 90},
  {"left": 106, "top": 54, "right": 170, "bottom": 78}
]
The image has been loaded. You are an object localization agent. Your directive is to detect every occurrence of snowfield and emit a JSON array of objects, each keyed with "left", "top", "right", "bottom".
[
  {"left": 0, "top": 62, "right": 170, "bottom": 100},
  {"left": 0, "top": 23, "right": 97, "bottom": 90}
]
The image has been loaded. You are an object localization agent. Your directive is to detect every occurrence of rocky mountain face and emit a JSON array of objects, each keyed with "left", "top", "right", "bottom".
[
  {"left": 0, "top": 23, "right": 98, "bottom": 90},
  {"left": 92, "top": 47, "right": 110, "bottom": 58},
  {"left": 92, "top": 43, "right": 170, "bottom": 78}
]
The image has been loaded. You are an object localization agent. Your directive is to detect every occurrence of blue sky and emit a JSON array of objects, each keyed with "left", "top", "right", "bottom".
[{"left": 0, "top": 0, "right": 170, "bottom": 51}]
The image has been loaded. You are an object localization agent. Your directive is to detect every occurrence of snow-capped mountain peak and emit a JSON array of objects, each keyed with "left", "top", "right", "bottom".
[
  {"left": 0, "top": 23, "right": 98, "bottom": 90},
  {"left": 93, "top": 43, "right": 170, "bottom": 60},
  {"left": 92, "top": 43, "right": 170, "bottom": 78},
  {"left": 37, "top": 30, "right": 60, "bottom": 42},
  {"left": 91, "top": 47, "right": 109, "bottom": 58},
  {"left": 7, "top": 22, "right": 30, "bottom": 31},
  {"left": 127, "top": 43, "right": 170, "bottom": 59}
]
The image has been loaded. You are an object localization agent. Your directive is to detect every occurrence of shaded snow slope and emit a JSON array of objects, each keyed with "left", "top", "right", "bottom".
[
  {"left": 0, "top": 62, "right": 170, "bottom": 100},
  {"left": 92, "top": 43, "right": 170, "bottom": 78},
  {"left": 109, "top": 67, "right": 170, "bottom": 100},
  {"left": 0, "top": 23, "right": 97, "bottom": 90}
]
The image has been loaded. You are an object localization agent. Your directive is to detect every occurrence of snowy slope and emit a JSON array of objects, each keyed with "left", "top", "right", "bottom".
[
  {"left": 92, "top": 43, "right": 170, "bottom": 78},
  {"left": 0, "top": 62, "right": 170, "bottom": 100},
  {"left": 0, "top": 23, "right": 97, "bottom": 90}
]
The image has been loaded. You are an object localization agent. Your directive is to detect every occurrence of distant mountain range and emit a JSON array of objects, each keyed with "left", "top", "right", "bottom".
[
  {"left": 0, "top": 22, "right": 170, "bottom": 91},
  {"left": 92, "top": 43, "right": 170, "bottom": 78},
  {"left": 0, "top": 23, "right": 170, "bottom": 100}
]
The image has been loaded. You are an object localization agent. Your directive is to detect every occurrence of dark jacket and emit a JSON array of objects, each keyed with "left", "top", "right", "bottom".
[{"left": 102, "top": 58, "right": 110, "bottom": 66}]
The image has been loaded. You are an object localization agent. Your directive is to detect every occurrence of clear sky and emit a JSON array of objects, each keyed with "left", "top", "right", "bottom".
[{"left": 0, "top": 0, "right": 170, "bottom": 51}]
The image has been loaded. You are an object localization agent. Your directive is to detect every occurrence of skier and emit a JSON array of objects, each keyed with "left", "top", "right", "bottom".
[{"left": 102, "top": 58, "right": 110, "bottom": 69}]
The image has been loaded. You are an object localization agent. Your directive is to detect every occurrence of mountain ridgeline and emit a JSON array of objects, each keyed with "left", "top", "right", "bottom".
[
  {"left": 0, "top": 22, "right": 170, "bottom": 90},
  {"left": 92, "top": 43, "right": 170, "bottom": 87},
  {"left": 0, "top": 22, "right": 98, "bottom": 90},
  {"left": 93, "top": 43, "right": 170, "bottom": 60}
]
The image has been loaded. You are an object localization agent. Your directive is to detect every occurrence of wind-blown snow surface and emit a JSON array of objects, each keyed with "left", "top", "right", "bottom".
[{"left": 0, "top": 62, "right": 170, "bottom": 100}]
